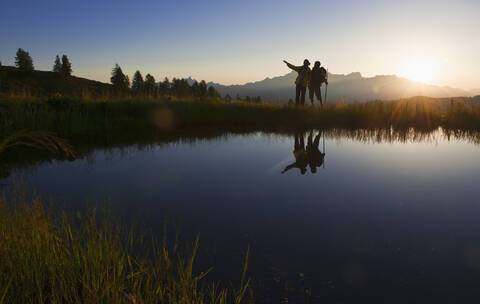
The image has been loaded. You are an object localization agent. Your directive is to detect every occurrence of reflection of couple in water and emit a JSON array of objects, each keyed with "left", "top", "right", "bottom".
[{"left": 282, "top": 130, "right": 325, "bottom": 174}]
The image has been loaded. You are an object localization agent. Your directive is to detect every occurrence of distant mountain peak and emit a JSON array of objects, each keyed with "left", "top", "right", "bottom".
[
  {"left": 344, "top": 72, "right": 362, "bottom": 78},
  {"left": 207, "top": 71, "right": 471, "bottom": 103},
  {"left": 175, "top": 71, "right": 471, "bottom": 103}
]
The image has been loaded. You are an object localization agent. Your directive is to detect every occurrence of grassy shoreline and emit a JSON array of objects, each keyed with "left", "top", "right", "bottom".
[
  {"left": 0, "top": 193, "right": 251, "bottom": 303},
  {"left": 2, "top": 95, "right": 480, "bottom": 179},
  {"left": 1, "top": 96, "right": 480, "bottom": 139}
]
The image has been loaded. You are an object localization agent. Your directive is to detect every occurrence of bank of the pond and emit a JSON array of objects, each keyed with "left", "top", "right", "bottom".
[
  {"left": 0, "top": 194, "right": 251, "bottom": 304},
  {"left": 1, "top": 97, "right": 480, "bottom": 140}
]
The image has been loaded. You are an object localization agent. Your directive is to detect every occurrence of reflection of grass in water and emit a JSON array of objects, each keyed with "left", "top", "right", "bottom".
[
  {"left": 3, "top": 125, "right": 480, "bottom": 181},
  {"left": 0, "top": 130, "right": 75, "bottom": 179},
  {"left": 0, "top": 130, "right": 75, "bottom": 157},
  {"left": 0, "top": 194, "right": 251, "bottom": 303}
]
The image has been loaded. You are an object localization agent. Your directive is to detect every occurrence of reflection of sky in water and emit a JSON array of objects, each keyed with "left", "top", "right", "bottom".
[{"left": 4, "top": 131, "right": 480, "bottom": 301}]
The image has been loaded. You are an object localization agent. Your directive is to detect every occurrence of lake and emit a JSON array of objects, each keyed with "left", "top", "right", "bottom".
[{"left": 2, "top": 127, "right": 480, "bottom": 303}]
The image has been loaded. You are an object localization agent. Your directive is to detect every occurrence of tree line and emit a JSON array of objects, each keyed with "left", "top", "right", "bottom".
[
  {"left": 11, "top": 48, "right": 72, "bottom": 76},
  {"left": 3, "top": 48, "right": 263, "bottom": 102},
  {"left": 110, "top": 64, "right": 222, "bottom": 99}
]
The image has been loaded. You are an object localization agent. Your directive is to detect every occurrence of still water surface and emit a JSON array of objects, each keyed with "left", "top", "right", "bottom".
[{"left": 3, "top": 128, "right": 480, "bottom": 303}]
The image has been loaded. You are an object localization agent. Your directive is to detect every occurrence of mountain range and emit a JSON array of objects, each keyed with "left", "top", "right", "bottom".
[
  {"left": 186, "top": 72, "right": 472, "bottom": 103},
  {"left": 2, "top": 65, "right": 473, "bottom": 103}
]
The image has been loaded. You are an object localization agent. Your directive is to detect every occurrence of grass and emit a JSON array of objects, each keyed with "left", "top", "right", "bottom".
[
  {"left": 2, "top": 96, "right": 480, "bottom": 180},
  {"left": 1, "top": 96, "right": 480, "bottom": 141},
  {"left": 2, "top": 95, "right": 480, "bottom": 178},
  {"left": 0, "top": 66, "right": 113, "bottom": 98},
  {"left": 0, "top": 193, "right": 252, "bottom": 304}
]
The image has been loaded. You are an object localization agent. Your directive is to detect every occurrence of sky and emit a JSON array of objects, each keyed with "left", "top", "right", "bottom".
[{"left": 1, "top": 0, "right": 479, "bottom": 90}]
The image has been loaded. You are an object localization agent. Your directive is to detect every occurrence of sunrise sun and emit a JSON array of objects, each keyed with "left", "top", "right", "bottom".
[{"left": 399, "top": 56, "right": 440, "bottom": 84}]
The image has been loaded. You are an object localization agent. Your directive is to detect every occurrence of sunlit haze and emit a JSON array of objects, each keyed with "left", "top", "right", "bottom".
[{"left": 1, "top": 0, "right": 478, "bottom": 90}]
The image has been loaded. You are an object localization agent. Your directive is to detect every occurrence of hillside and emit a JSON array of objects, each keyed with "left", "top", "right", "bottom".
[
  {"left": 205, "top": 71, "right": 471, "bottom": 103},
  {"left": 0, "top": 66, "right": 113, "bottom": 97},
  {"left": 1, "top": 65, "right": 473, "bottom": 103}
]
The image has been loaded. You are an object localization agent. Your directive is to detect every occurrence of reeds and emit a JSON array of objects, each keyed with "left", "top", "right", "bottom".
[
  {"left": 0, "top": 194, "right": 251, "bottom": 303},
  {"left": 2, "top": 96, "right": 480, "bottom": 136}
]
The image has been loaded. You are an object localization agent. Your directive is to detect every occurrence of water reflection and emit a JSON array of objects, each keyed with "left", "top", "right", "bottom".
[
  {"left": 3, "top": 127, "right": 480, "bottom": 181},
  {"left": 3, "top": 126, "right": 480, "bottom": 302},
  {"left": 282, "top": 130, "right": 325, "bottom": 174}
]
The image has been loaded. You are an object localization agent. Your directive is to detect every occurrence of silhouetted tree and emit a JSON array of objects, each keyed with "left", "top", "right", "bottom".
[
  {"left": 191, "top": 81, "right": 200, "bottom": 97},
  {"left": 224, "top": 94, "right": 232, "bottom": 102},
  {"left": 159, "top": 77, "right": 170, "bottom": 96},
  {"left": 245, "top": 96, "right": 251, "bottom": 103},
  {"left": 61, "top": 55, "right": 72, "bottom": 76},
  {"left": 170, "top": 77, "right": 178, "bottom": 96},
  {"left": 170, "top": 78, "right": 191, "bottom": 97},
  {"left": 144, "top": 74, "right": 156, "bottom": 96},
  {"left": 180, "top": 79, "right": 190, "bottom": 97},
  {"left": 207, "top": 86, "right": 219, "bottom": 99},
  {"left": 199, "top": 80, "right": 207, "bottom": 98},
  {"left": 236, "top": 94, "right": 242, "bottom": 102},
  {"left": 131, "top": 70, "right": 144, "bottom": 94},
  {"left": 110, "top": 64, "right": 130, "bottom": 91},
  {"left": 53, "top": 55, "right": 62, "bottom": 73},
  {"left": 15, "top": 48, "right": 34, "bottom": 71}
]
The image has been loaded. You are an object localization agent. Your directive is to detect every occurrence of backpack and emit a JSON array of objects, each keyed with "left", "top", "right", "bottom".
[{"left": 319, "top": 67, "right": 327, "bottom": 83}]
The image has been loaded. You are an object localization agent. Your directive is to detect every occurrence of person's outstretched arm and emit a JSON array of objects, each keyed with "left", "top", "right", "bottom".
[
  {"left": 282, "top": 162, "right": 297, "bottom": 173},
  {"left": 283, "top": 60, "right": 300, "bottom": 72}
]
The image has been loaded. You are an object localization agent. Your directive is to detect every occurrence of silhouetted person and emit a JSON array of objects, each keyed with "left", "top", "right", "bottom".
[
  {"left": 282, "top": 133, "right": 308, "bottom": 174},
  {"left": 309, "top": 61, "right": 328, "bottom": 107},
  {"left": 306, "top": 130, "right": 325, "bottom": 173},
  {"left": 283, "top": 59, "right": 311, "bottom": 106}
]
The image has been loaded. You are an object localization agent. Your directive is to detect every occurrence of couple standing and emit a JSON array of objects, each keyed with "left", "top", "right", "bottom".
[{"left": 283, "top": 59, "right": 328, "bottom": 106}]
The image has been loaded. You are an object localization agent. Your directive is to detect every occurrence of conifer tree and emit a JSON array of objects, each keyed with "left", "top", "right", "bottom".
[
  {"left": 199, "top": 80, "right": 207, "bottom": 97},
  {"left": 110, "top": 64, "right": 130, "bottom": 91},
  {"left": 207, "top": 86, "right": 219, "bottom": 99},
  {"left": 61, "top": 55, "right": 72, "bottom": 76},
  {"left": 159, "top": 77, "right": 170, "bottom": 95},
  {"left": 191, "top": 81, "right": 199, "bottom": 97},
  {"left": 144, "top": 74, "right": 156, "bottom": 96},
  {"left": 15, "top": 48, "right": 34, "bottom": 71},
  {"left": 53, "top": 55, "right": 62, "bottom": 73},
  {"left": 131, "top": 70, "right": 144, "bottom": 94}
]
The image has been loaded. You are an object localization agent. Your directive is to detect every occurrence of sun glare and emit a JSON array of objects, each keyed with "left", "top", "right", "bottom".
[{"left": 400, "top": 56, "right": 439, "bottom": 84}]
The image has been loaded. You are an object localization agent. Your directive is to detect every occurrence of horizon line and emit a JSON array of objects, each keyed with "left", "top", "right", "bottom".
[{"left": 1, "top": 64, "right": 476, "bottom": 92}]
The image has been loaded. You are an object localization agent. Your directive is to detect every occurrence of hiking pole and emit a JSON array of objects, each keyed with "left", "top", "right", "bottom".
[
  {"left": 324, "top": 84, "right": 328, "bottom": 106},
  {"left": 324, "top": 69, "right": 328, "bottom": 105},
  {"left": 322, "top": 131, "right": 325, "bottom": 169}
]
